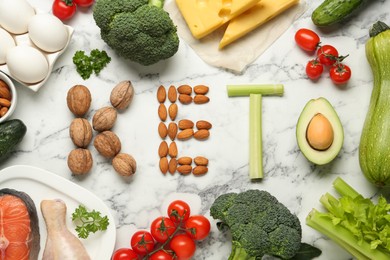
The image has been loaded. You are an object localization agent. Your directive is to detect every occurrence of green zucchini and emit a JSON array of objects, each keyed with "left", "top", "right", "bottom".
[
  {"left": 359, "top": 21, "right": 390, "bottom": 187},
  {"left": 311, "top": 0, "right": 366, "bottom": 26},
  {"left": 0, "top": 119, "right": 27, "bottom": 162}
]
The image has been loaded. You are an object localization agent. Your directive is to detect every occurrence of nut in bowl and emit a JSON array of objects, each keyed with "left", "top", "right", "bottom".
[{"left": 0, "top": 71, "right": 17, "bottom": 123}]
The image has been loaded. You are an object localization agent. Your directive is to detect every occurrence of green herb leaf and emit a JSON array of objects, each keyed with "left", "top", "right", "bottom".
[
  {"left": 72, "top": 51, "right": 92, "bottom": 80},
  {"left": 72, "top": 205, "right": 110, "bottom": 239},
  {"left": 90, "top": 49, "right": 111, "bottom": 75},
  {"left": 72, "top": 49, "right": 111, "bottom": 80}
]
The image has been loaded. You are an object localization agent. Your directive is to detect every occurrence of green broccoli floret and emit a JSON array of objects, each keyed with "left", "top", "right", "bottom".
[
  {"left": 93, "top": 0, "right": 179, "bottom": 66},
  {"left": 210, "top": 190, "right": 302, "bottom": 260}
]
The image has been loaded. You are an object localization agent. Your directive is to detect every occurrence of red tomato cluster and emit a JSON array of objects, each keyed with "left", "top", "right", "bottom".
[
  {"left": 295, "top": 28, "right": 352, "bottom": 85},
  {"left": 52, "top": 0, "right": 94, "bottom": 21},
  {"left": 112, "top": 200, "right": 211, "bottom": 260}
]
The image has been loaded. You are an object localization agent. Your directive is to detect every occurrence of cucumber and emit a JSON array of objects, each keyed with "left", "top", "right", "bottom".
[
  {"left": 359, "top": 22, "right": 390, "bottom": 187},
  {"left": 311, "top": 0, "right": 366, "bottom": 26},
  {"left": 0, "top": 119, "right": 27, "bottom": 161}
]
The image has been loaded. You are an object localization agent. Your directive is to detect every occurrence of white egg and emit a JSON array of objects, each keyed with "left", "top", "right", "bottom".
[
  {"left": 0, "top": 28, "right": 15, "bottom": 64},
  {"left": 0, "top": 0, "right": 35, "bottom": 34},
  {"left": 6, "top": 46, "right": 49, "bottom": 84},
  {"left": 28, "top": 14, "right": 69, "bottom": 53}
]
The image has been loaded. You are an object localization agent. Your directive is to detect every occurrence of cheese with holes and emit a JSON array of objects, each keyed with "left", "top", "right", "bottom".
[
  {"left": 176, "top": 0, "right": 261, "bottom": 39},
  {"left": 219, "top": 0, "right": 300, "bottom": 49}
]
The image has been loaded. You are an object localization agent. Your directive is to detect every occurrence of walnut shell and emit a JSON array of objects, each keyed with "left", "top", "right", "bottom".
[
  {"left": 94, "top": 131, "right": 121, "bottom": 158},
  {"left": 69, "top": 118, "right": 93, "bottom": 148},
  {"left": 112, "top": 153, "right": 137, "bottom": 176},
  {"left": 67, "top": 148, "right": 93, "bottom": 175},
  {"left": 67, "top": 85, "right": 92, "bottom": 117},
  {"left": 92, "top": 106, "right": 117, "bottom": 132},
  {"left": 110, "top": 81, "right": 134, "bottom": 110}
]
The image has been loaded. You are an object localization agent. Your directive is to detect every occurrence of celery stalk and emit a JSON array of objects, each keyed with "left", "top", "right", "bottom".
[
  {"left": 249, "top": 94, "right": 262, "bottom": 180},
  {"left": 306, "top": 209, "right": 390, "bottom": 260},
  {"left": 332, "top": 177, "right": 360, "bottom": 198},
  {"left": 227, "top": 84, "right": 284, "bottom": 97}
]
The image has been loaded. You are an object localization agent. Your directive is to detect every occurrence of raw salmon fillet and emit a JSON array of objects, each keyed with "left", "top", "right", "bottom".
[{"left": 0, "top": 189, "right": 40, "bottom": 260}]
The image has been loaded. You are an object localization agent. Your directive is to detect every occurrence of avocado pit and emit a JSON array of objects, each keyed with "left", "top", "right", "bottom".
[{"left": 306, "top": 113, "right": 334, "bottom": 151}]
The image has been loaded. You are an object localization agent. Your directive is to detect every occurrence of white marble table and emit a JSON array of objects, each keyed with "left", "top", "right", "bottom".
[{"left": 2, "top": 0, "right": 390, "bottom": 259}]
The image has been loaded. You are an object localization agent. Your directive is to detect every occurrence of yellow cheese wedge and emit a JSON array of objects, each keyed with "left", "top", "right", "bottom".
[
  {"left": 219, "top": 0, "right": 300, "bottom": 49},
  {"left": 175, "top": 0, "right": 261, "bottom": 39}
]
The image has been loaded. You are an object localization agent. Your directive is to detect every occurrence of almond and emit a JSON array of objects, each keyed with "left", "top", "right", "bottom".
[
  {"left": 168, "top": 141, "right": 178, "bottom": 158},
  {"left": 168, "top": 103, "right": 178, "bottom": 121},
  {"left": 177, "top": 165, "right": 192, "bottom": 175},
  {"left": 158, "top": 103, "right": 167, "bottom": 121},
  {"left": 192, "top": 166, "right": 208, "bottom": 176},
  {"left": 196, "top": 120, "right": 212, "bottom": 130},
  {"left": 177, "top": 85, "right": 192, "bottom": 95},
  {"left": 178, "top": 156, "right": 192, "bottom": 165},
  {"left": 194, "top": 156, "right": 209, "bottom": 166},
  {"left": 178, "top": 119, "right": 194, "bottom": 130},
  {"left": 158, "top": 122, "right": 167, "bottom": 139},
  {"left": 168, "top": 158, "right": 177, "bottom": 174},
  {"left": 168, "top": 85, "right": 177, "bottom": 103},
  {"left": 178, "top": 94, "right": 192, "bottom": 104},
  {"left": 159, "top": 157, "right": 169, "bottom": 174},
  {"left": 194, "top": 129, "right": 210, "bottom": 140},
  {"left": 157, "top": 85, "right": 166, "bottom": 103},
  {"left": 193, "top": 94, "right": 209, "bottom": 104},
  {"left": 194, "top": 85, "right": 209, "bottom": 95},
  {"left": 158, "top": 141, "right": 169, "bottom": 158},
  {"left": 0, "top": 83, "right": 11, "bottom": 100},
  {"left": 0, "top": 98, "right": 10, "bottom": 107},
  {"left": 168, "top": 122, "right": 178, "bottom": 140},
  {"left": 177, "top": 129, "right": 194, "bottom": 140},
  {"left": 0, "top": 107, "right": 8, "bottom": 117}
]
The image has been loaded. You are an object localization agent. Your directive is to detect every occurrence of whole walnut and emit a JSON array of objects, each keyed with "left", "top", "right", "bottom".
[
  {"left": 69, "top": 118, "right": 93, "bottom": 148},
  {"left": 67, "top": 85, "right": 92, "bottom": 117},
  {"left": 92, "top": 106, "right": 117, "bottom": 132},
  {"left": 110, "top": 81, "right": 134, "bottom": 110},
  {"left": 67, "top": 148, "right": 93, "bottom": 175},
  {"left": 112, "top": 153, "right": 137, "bottom": 176},
  {"left": 94, "top": 131, "right": 121, "bottom": 158}
]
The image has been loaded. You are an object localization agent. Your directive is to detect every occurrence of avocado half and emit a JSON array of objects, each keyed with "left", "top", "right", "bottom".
[{"left": 296, "top": 97, "right": 344, "bottom": 165}]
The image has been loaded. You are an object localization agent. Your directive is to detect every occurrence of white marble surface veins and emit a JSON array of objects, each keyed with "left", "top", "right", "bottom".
[{"left": 2, "top": 0, "right": 390, "bottom": 259}]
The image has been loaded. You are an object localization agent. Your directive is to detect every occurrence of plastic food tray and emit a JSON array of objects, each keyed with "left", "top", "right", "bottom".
[{"left": 0, "top": 24, "right": 74, "bottom": 92}]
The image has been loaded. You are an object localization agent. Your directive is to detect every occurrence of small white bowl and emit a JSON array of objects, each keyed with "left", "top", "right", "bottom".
[{"left": 0, "top": 71, "right": 17, "bottom": 123}]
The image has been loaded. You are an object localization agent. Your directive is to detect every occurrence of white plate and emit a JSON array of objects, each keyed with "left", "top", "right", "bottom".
[{"left": 0, "top": 165, "right": 116, "bottom": 259}]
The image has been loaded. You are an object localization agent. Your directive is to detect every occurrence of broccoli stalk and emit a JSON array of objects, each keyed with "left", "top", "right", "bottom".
[
  {"left": 230, "top": 245, "right": 255, "bottom": 260},
  {"left": 306, "top": 177, "right": 390, "bottom": 260},
  {"left": 93, "top": 0, "right": 179, "bottom": 66}
]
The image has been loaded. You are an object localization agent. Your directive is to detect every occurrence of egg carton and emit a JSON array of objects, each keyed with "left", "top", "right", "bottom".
[{"left": 0, "top": 25, "right": 74, "bottom": 92}]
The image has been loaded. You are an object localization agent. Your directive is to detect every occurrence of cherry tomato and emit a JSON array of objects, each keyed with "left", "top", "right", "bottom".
[
  {"left": 73, "top": 0, "right": 94, "bottom": 7},
  {"left": 305, "top": 59, "right": 324, "bottom": 80},
  {"left": 130, "top": 230, "right": 155, "bottom": 255},
  {"left": 184, "top": 215, "right": 211, "bottom": 241},
  {"left": 150, "top": 216, "right": 176, "bottom": 243},
  {"left": 317, "top": 45, "right": 339, "bottom": 66},
  {"left": 169, "top": 234, "right": 196, "bottom": 260},
  {"left": 149, "top": 250, "right": 174, "bottom": 260},
  {"left": 167, "top": 200, "right": 191, "bottom": 225},
  {"left": 111, "top": 248, "right": 138, "bottom": 260},
  {"left": 329, "top": 63, "right": 352, "bottom": 85},
  {"left": 52, "top": 0, "right": 77, "bottom": 21},
  {"left": 294, "top": 28, "right": 320, "bottom": 52}
]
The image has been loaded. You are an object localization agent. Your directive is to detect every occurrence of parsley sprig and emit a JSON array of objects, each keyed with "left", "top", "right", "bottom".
[
  {"left": 71, "top": 205, "right": 110, "bottom": 239},
  {"left": 73, "top": 49, "right": 111, "bottom": 80}
]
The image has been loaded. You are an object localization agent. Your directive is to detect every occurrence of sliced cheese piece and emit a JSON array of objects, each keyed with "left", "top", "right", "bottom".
[
  {"left": 175, "top": 0, "right": 261, "bottom": 39},
  {"left": 219, "top": 0, "right": 299, "bottom": 49}
]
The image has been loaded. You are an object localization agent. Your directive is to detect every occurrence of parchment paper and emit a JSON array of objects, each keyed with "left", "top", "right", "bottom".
[{"left": 165, "top": 1, "right": 307, "bottom": 73}]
